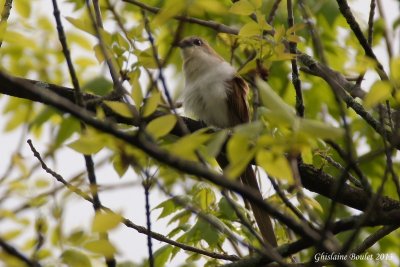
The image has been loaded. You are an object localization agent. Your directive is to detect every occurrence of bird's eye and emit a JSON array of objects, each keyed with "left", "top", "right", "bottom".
[{"left": 193, "top": 39, "right": 202, "bottom": 46}]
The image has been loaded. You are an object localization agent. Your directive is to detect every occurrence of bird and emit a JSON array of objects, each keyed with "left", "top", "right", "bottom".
[{"left": 178, "top": 36, "right": 277, "bottom": 247}]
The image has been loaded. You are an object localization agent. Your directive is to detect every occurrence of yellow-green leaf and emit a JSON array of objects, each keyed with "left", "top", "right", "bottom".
[
  {"left": 225, "top": 134, "right": 255, "bottom": 178},
  {"left": 142, "top": 91, "right": 161, "bottom": 117},
  {"left": 287, "top": 23, "right": 306, "bottom": 35},
  {"left": 61, "top": 249, "right": 92, "bottom": 267},
  {"left": 104, "top": 100, "right": 135, "bottom": 118},
  {"left": 286, "top": 35, "right": 302, "bottom": 43},
  {"left": 168, "top": 130, "right": 211, "bottom": 160},
  {"left": 224, "top": 149, "right": 255, "bottom": 179},
  {"left": 302, "top": 197, "right": 323, "bottom": 213},
  {"left": 204, "top": 130, "right": 228, "bottom": 157},
  {"left": 227, "top": 134, "right": 250, "bottom": 163},
  {"left": 364, "top": 81, "right": 392, "bottom": 108},
  {"left": 257, "top": 78, "right": 296, "bottom": 125},
  {"left": 239, "top": 21, "right": 261, "bottom": 37},
  {"left": 146, "top": 114, "right": 177, "bottom": 139},
  {"left": 249, "top": 0, "right": 262, "bottom": 8},
  {"left": 136, "top": 49, "right": 159, "bottom": 69},
  {"left": 298, "top": 119, "right": 344, "bottom": 140},
  {"left": 66, "top": 16, "right": 95, "bottom": 35},
  {"left": 152, "top": 0, "right": 185, "bottom": 26},
  {"left": 230, "top": 0, "right": 254, "bottom": 15},
  {"left": 194, "top": 186, "right": 216, "bottom": 210},
  {"left": 390, "top": 57, "right": 400, "bottom": 83},
  {"left": 92, "top": 212, "right": 123, "bottom": 233},
  {"left": 84, "top": 239, "right": 117, "bottom": 258},
  {"left": 256, "top": 150, "right": 293, "bottom": 182},
  {"left": 15, "top": 0, "right": 31, "bottom": 18},
  {"left": 129, "top": 70, "right": 143, "bottom": 107},
  {"left": 68, "top": 134, "right": 105, "bottom": 155},
  {"left": 66, "top": 32, "right": 93, "bottom": 50}
]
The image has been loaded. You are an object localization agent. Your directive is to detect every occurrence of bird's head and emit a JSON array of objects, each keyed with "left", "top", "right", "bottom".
[{"left": 178, "top": 36, "right": 223, "bottom": 62}]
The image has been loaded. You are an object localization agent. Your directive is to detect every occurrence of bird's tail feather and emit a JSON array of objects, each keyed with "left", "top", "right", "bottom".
[{"left": 241, "top": 166, "right": 278, "bottom": 247}]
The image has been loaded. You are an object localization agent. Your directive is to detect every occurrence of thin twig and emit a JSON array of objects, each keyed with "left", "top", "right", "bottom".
[
  {"left": 335, "top": 0, "right": 389, "bottom": 81},
  {"left": 122, "top": 0, "right": 240, "bottom": 35},
  {"left": 52, "top": 2, "right": 116, "bottom": 265},
  {"left": 287, "top": 0, "right": 304, "bottom": 117},
  {"left": 0, "top": 0, "right": 13, "bottom": 48},
  {"left": 85, "top": 0, "right": 126, "bottom": 97},
  {"left": 298, "top": 0, "right": 327, "bottom": 64},
  {"left": 318, "top": 153, "right": 362, "bottom": 188},
  {"left": 376, "top": 0, "right": 393, "bottom": 59},
  {"left": 221, "top": 190, "right": 266, "bottom": 247},
  {"left": 155, "top": 181, "right": 271, "bottom": 259},
  {"left": 0, "top": 237, "right": 42, "bottom": 267},
  {"left": 355, "top": 0, "right": 375, "bottom": 86},
  {"left": 27, "top": 139, "right": 240, "bottom": 262},
  {"left": 267, "top": 0, "right": 282, "bottom": 24},
  {"left": 143, "top": 173, "right": 154, "bottom": 267},
  {"left": 349, "top": 225, "right": 399, "bottom": 254},
  {"left": 92, "top": 0, "right": 104, "bottom": 28}
]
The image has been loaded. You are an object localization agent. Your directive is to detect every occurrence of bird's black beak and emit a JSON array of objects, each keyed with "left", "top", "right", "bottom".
[{"left": 177, "top": 39, "right": 190, "bottom": 48}]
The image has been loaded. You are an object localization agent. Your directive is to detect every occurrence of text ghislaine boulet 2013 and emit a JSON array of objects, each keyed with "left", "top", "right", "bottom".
[{"left": 314, "top": 252, "right": 394, "bottom": 262}]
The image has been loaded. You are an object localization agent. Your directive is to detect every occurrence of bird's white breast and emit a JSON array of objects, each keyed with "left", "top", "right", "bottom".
[{"left": 183, "top": 60, "right": 236, "bottom": 128}]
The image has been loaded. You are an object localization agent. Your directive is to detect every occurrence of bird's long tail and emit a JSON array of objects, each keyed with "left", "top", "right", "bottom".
[{"left": 240, "top": 166, "right": 278, "bottom": 247}]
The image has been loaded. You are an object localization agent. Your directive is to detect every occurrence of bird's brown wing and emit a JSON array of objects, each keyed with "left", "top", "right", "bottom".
[
  {"left": 226, "top": 76, "right": 250, "bottom": 126},
  {"left": 225, "top": 76, "right": 278, "bottom": 246}
]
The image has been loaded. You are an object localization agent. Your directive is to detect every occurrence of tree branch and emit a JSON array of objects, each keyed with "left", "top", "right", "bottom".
[
  {"left": 122, "top": 0, "right": 239, "bottom": 35},
  {"left": 0, "top": 237, "right": 42, "bottom": 267},
  {"left": 1, "top": 74, "right": 399, "bottom": 215}
]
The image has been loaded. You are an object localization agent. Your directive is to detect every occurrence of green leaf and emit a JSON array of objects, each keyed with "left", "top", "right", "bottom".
[
  {"left": 66, "top": 16, "right": 95, "bottom": 35},
  {"left": 92, "top": 212, "right": 123, "bottom": 232},
  {"left": 364, "top": 81, "right": 392, "bottom": 108},
  {"left": 298, "top": 119, "right": 344, "bottom": 140},
  {"left": 104, "top": 100, "right": 135, "bottom": 118},
  {"left": 204, "top": 130, "right": 228, "bottom": 157},
  {"left": 249, "top": 0, "right": 262, "bottom": 8},
  {"left": 67, "top": 134, "right": 105, "bottom": 155},
  {"left": 153, "top": 245, "right": 173, "bottom": 267},
  {"left": 225, "top": 133, "right": 255, "bottom": 178},
  {"left": 84, "top": 239, "right": 117, "bottom": 258},
  {"left": 15, "top": 0, "right": 31, "bottom": 18},
  {"left": 66, "top": 32, "right": 93, "bottom": 50},
  {"left": 154, "top": 197, "right": 186, "bottom": 219},
  {"left": 142, "top": 91, "right": 161, "bottom": 117},
  {"left": 146, "top": 115, "right": 177, "bottom": 139},
  {"left": 61, "top": 249, "right": 92, "bottom": 267},
  {"left": 129, "top": 70, "right": 143, "bottom": 107},
  {"left": 55, "top": 116, "right": 80, "bottom": 146},
  {"left": 256, "top": 150, "right": 293, "bottom": 182},
  {"left": 239, "top": 21, "right": 261, "bottom": 37},
  {"left": 168, "top": 130, "right": 212, "bottom": 160},
  {"left": 193, "top": 185, "right": 216, "bottom": 210},
  {"left": 302, "top": 197, "right": 323, "bottom": 213},
  {"left": 135, "top": 49, "right": 159, "bottom": 69},
  {"left": 227, "top": 134, "right": 250, "bottom": 164},
  {"left": 152, "top": 0, "right": 185, "bottom": 26},
  {"left": 196, "top": 218, "right": 223, "bottom": 247},
  {"left": 286, "top": 23, "right": 306, "bottom": 35},
  {"left": 230, "top": 0, "right": 254, "bottom": 15},
  {"left": 257, "top": 78, "right": 296, "bottom": 125},
  {"left": 112, "top": 154, "right": 129, "bottom": 177},
  {"left": 2, "top": 229, "right": 23, "bottom": 241},
  {"left": 218, "top": 197, "right": 237, "bottom": 220},
  {"left": 390, "top": 57, "right": 400, "bottom": 83},
  {"left": 83, "top": 77, "right": 113, "bottom": 96}
]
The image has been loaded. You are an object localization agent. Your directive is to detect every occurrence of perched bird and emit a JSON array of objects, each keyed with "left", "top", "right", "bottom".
[{"left": 178, "top": 36, "right": 277, "bottom": 247}]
